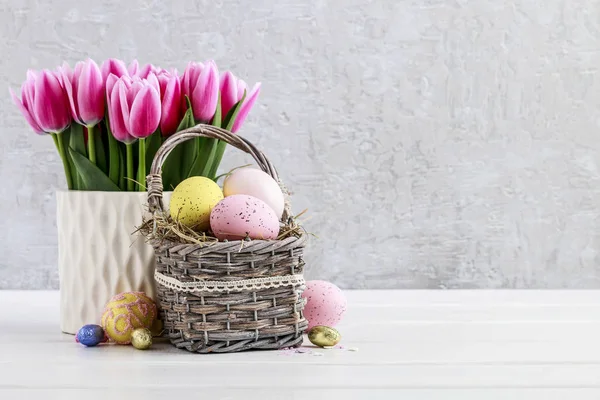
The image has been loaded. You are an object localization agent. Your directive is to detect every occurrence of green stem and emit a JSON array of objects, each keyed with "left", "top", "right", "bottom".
[
  {"left": 199, "top": 138, "right": 218, "bottom": 177},
  {"left": 107, "top": 125, "right": 120, "bottom": 186},
  {"left": 208, "top": 140, "right": 227, "bottom": 180},
  {"left": 87, "top": 125, "right": 97, "bottom": 165},
  {"left": 137, "top": 138, "right": 146, "bottom": 191},
  {"left": 126, "top": 143, "right": 134, "bottom": 191},
  {"left": 51, "top": 133, "right": 59, "bottom": 152},
  {"left": 54, "top": 132, "right": 73, "bottom": 190}
]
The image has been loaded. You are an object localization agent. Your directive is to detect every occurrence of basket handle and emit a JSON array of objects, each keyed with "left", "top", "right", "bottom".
[{"left": 146, "top": 124, "right": 291, "bottom": 222}]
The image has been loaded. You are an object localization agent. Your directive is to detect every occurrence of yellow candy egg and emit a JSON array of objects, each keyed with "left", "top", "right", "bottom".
[
  {"left": 131, "top": 328, "right": 153, "bottom": 350},
  {"left": 101, "top": 292, "right": 157, "bottom": 345},
  {"left": 169, "top": 177, "right": 224, "bottom": 231},
  {"left": 308, "top": 326, "right": 342, "bottom": 348}
]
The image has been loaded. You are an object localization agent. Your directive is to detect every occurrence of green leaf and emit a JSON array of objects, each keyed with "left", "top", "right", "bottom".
[
  {"left": 213, "top": 92, "right": 222, "bottom": 128},
  {"left": 69, "top": 124, "right": 86, "bottom": 156},
  {"left": 223, "top": 90, "right": 246, "bottom": 131},
  {"left": 207, "top": 140, "right": 228, "bottom": 181},
  {"left": 104, "top": 117, "right": 121, "bottom": 186},
  {"left": 145, "top": 129, "right": 162, "bottom": 170},
  {"left": 68, "top": 124, "right": 85, "bottom": 190},
  {"left": 94, "top": 126, "right": 108, "bottom": 175},
  {"left": 206, "top": 92, "right": 246, "bottom": 179},
  {"left": 68, "top": 146, "right": 121, "bottom": 191},
  {"left": 162, "top": 99, "right": 195, "bottom": 189},
  {"left": 118, "top": 147, "right": 126, "bottom": 191},
  {"left": 187, "top": 93, "right": 222, "bottom": 178}
]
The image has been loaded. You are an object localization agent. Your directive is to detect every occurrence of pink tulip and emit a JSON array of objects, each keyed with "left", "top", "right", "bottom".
[
  {"left": 219, "top": 71, "right": 261, "bottom": 132},
  {"left": 10, "top": 69, "right": 71, "bottom": 133},
  {"left": 128, "top": 60, "right": 139, "bottom": 76},
  {"left": 181, "top": 60, "right": 219, "bottom": 122},
  {"left": 157, "top": 70, "right": 182, "bottom": 136},
  {"left": 232, "top": 82, "right": 261, "bottom": 132},
  {"left": 100, "top": 58, "right": 128, "bottom": 80},
  {"left": 60, "top": 59, "right": 105, "bottom": 127},
  {"left": 156, "top": 69, "right": 177, "bottom": 95},
  {"left": 106, "top": 74, "right": 161, "bottom": 142},
  {"left": 128, "top": 60, "right": 160, "bottom": 79}
]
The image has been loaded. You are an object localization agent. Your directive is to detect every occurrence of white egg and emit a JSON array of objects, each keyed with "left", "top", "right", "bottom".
[{"left": 223, "top": 168, "right": 285, "bottom": 218}]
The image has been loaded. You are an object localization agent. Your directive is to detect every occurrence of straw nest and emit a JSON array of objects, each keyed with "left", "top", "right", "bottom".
[{"left": 138, "top": 208, "right": 307, "bottom": 247}]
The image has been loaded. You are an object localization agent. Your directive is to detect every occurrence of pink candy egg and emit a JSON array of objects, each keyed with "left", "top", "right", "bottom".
[
  {"left": 302, "top": 280, "right": 347, "bottom": 331},
  {"left": 210, "top": 194, "right": 280, "bottom": 241}
]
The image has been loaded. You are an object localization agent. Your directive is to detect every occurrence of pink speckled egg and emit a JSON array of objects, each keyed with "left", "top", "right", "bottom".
[
  {"left": 302, "top": 280, "right": 347, "bottom": 330},
  {"left": 210, "top": 194, "right": 280, "bottom": 241}
]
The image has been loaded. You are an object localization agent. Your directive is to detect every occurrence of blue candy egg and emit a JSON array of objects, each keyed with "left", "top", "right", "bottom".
[{"left": 76, "top": 324, "right": 105, "bottom": 347}]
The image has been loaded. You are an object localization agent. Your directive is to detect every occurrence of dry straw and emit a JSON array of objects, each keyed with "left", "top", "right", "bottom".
[{"left": 143, "top": 124, "right": 308, "bottom": 353}]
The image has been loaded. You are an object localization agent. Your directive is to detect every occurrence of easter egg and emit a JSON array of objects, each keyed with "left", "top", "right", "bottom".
[
  {"left": 76, "top": 324, "right": 105, "bottom": 347},
  {"left": 101, "top": 292, "right": 157, "bottom": 345},
  {"left": 302, "top": 280, "right": 347, "bottom": 330},
  {"left": 210, "top": 194, "right": 280, "bottom": 241},
  {"left": 131, "top": 328, "right": 153, "bottom": 350},
  {"left": 223, "top": 168, "right": 285, "bottom": 218},
  {"left": 308, "top": 326, "right": 342, "bottom": 347},
  {"left": 170, "top": 177, "right": 224, "bottom": 231}
]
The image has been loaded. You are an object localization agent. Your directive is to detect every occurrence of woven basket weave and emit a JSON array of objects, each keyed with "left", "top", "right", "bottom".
[{"left": 145, "top": 125, "right": 308, "bottom": 353}]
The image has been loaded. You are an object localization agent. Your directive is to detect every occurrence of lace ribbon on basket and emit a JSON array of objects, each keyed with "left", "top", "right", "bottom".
[{"left": 154, "top": 271, "right": 306, "bottom": 293}]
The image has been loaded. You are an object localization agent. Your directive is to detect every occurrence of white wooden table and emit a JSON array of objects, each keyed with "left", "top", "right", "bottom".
[{"left": 1, "top": 290, "right": 600, "bottom": 399}]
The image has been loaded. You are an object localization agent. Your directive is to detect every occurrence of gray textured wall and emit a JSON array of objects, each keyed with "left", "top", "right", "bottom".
[{"left": 2, "top": 0, "right": 600, "bottom": 289}]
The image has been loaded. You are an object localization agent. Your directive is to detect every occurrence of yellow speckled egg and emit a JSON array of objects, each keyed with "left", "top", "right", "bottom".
[
  {"left": 101, "top": 292, "right": 157, "bottom": 345},
  {"left": 170, "top": 176, "right": 224, "bottom": 231}
]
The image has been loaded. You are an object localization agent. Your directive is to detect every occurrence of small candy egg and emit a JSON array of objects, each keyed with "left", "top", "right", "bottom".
[
  {"left": 210, "top": 194, "right": 280, "bottom": 241},
  {"left": 223, "top": 168, "right": 285, "bottom": 218},
  {"left": 302, "top": 280, "right": 347, "bottom": 330},
  {"left": 308, "top": 326, "right": 342, "bottom": 347},
  {"left": 131, "top": 328, "right": 153, "bottom": 350},
  {"left": 76, "top": 324, "right": 105, "bottom": 347},
  {"left": 101, "top": 292, "right": 157, "bottom": 344},
  {"left": 170, "top": 176, "right": 224, "bottom": 231}
]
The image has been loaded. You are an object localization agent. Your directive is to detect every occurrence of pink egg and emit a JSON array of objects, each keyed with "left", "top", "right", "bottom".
[
  {"left": 302, "top": 280, "right": 347, "bottom": 330},
  {"left": 210, "top": 195, "right": 280, "bottom": 241},
  {"left": 223, "top": 168, "right": 285, "bottom": 218}
]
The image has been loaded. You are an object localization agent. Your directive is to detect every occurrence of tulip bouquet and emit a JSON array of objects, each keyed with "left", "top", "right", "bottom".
[{"left": 10, "top": 58, "right": 260, "bottom": 191}]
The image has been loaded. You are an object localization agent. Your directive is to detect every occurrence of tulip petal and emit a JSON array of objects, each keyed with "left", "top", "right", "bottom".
[
  {"left": 128, "top": 60, "right": 139, "bottom": 76},
  {"left": 192, "top": 61, "right": 219, "bottom": 122},
  {"left": 118, "top": 80, "right": 132, "bottom": 135},
  {"left": 220, "top": 71, "right": 238, "bottom": 117},
  {"left": 106, "top": 73, "right": 119, "bottom": 100},
  {"left": 182, "top": 61, "right": 203, "bottom": 98},
  {"left": 232, "top": 82, "right": 261, "bottom": 133},
  {"left": 145, "top": 72, "right": 160, "bottom": 95},
  {"left": 34, "top": 70, "right": 71, "bottom": 132},
  {"left": 160, "top": 76, "right": 181, "bottom": 136},
  {"left": 109, "top": 82, "right": 132, "bottom": 143},
  {"left": 128, "top": 80, "right": 144, "bottom": 109},
  {"left": 58, "top": 62, "right": 72, "bottom": 87},
  {"left": 236, "top": 79, "right": 248, "bottom": 101},
  {"left": 129, "top": 86, "right": 160, "bottom": 138},
  {"left": 77, "top": 59, "right": 105, "bottom": 126},
  {"left": 157, "top": 72, "right": 171, "bottom": 98},
  {"left": 59, "top": 64, "right": 83, "bottom": 125},
  {"left": 137, "top": 63, "right": 154, "bottom": 79},
  {"left": 101, "top": 58, "right": 128, "bottom": 80},
  {"left": 10, "top": 88, "right": 43, "bottom": 134},
  {"left": 26, "top": 69, "right": 37, "bottom": 82}
]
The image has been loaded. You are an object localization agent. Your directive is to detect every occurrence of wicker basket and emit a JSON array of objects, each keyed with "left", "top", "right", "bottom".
[{"left": 145, "top": 125, "right": 308, "bottom": 353}]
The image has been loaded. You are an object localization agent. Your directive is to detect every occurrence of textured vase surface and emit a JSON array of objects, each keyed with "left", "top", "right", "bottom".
[{"left": 56, "top": 191, "right": 170, "bottom": 334}]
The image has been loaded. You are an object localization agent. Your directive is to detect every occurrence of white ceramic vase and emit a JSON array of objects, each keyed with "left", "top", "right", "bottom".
[{"left": 56, "top": 191, "right": 170, "bottom": 334}]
